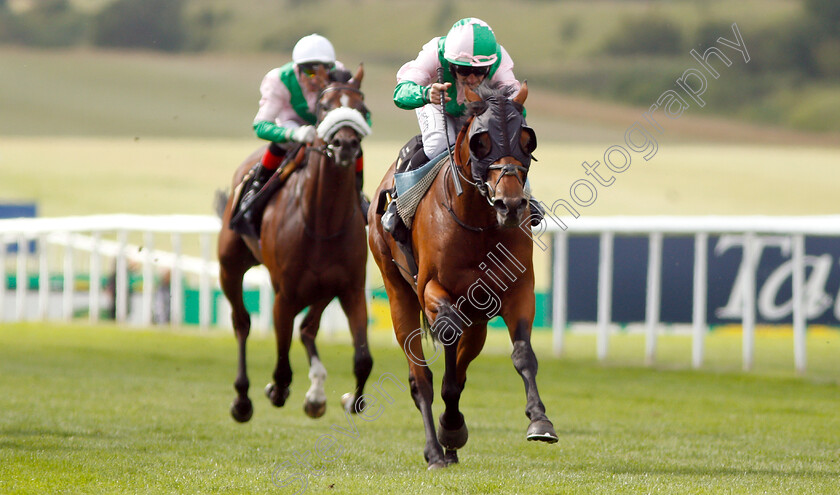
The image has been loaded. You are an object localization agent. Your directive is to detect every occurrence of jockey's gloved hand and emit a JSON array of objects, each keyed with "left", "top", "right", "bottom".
[{"left": 291, "top": 125, "right": 316, "bottom": 143}]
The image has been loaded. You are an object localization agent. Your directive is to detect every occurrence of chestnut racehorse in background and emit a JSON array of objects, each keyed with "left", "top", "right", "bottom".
[{"left": 218, "top": 66, "right": 372, "bottom": 423}]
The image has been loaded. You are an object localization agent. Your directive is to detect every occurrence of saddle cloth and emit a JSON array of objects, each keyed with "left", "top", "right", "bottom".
[{"left": 394, "top": 149, "right": 450, "bottom": 228}]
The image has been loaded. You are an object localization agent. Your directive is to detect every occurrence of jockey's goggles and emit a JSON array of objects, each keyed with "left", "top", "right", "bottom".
[
  {"left": 451, "top": 64, "right": 489, "bottom": 78},
  {"left": 299, "top": 62, "right": 333, "bottom": 77}
]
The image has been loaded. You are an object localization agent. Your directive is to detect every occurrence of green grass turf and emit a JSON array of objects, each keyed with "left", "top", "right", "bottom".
[{"left": 1, "top": 323, "right": 837, "bottom": 494}]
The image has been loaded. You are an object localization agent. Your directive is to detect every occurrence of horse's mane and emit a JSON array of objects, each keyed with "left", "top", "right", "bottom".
[
  {"left": 329, "top": 68, "right": 353, "bottom": 84},
  {"left": 466, "top": 83, "right": 521, "bottom": 116}
]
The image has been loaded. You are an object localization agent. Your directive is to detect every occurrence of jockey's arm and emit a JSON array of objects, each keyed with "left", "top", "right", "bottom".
[
  {"left": 393, "top": 38, "right": 441, "bottom": 110},
  {"left": 393, "top": 80, "right": 431, "bottom": 110},
  {"left": 253, "top": 120, "right": 295, "bottom": 143},
  {"left": 252, "top": 68, "right": 303, "bottom": 144}
]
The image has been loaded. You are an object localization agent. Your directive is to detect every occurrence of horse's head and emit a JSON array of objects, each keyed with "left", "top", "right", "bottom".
[
  {"left": 461, "top": 83, "right": 537, "bottom": 228},
  {"left": 314, "top": 65, "right": 372, "bottom": 168}
]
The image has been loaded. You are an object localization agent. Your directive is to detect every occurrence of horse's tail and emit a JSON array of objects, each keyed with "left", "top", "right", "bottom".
[{"left": 213, "top": 189, "right": 229, "bottom": 219}]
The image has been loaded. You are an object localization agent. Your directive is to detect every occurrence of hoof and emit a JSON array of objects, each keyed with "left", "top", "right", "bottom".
[
  {"left": 265, "top": 383, "right": 290, "bottom": 407},
  {"left": 341, "top": 392, "right": 365, "bottom": 414},
  {"left": 526, "top": 418, "right": 559, "bottom": 443},
  {"left": 444, "top": 449, "right": 459, "bottom": 465},
  {"left": 437, "top": 413, "right": 468, "bottom": 450},
  {"left": 230, "top": 397, "right": 253, "bottom": 423},
  {"left": 303, "top": 399, "right": 327, "bottom": 419},
  {"left": 424, "top": 446, "right": 446, "bottom": 469}
]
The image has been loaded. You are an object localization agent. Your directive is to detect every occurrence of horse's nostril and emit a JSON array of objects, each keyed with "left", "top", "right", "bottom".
[{"left": 493, "top": 199, "right": 508, "bottom": 212}]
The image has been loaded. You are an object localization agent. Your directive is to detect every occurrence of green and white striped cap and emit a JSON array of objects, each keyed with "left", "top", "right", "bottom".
[{"left": 443, "top": 17, "right": 498, "bottom": 67}]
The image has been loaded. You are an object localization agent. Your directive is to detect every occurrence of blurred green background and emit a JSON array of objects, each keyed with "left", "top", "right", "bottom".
[{"left": 3, "top": 0, "right": 840, "bottom": 134}]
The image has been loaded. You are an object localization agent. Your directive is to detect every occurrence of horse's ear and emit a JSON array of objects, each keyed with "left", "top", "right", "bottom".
[
  {"left": 349, "top": 64, "right": 364, "bottom": 89},
  {"left": 465, "top": 85, "right": 481, "bottom": 103},
  {"left": 513, "top": 81, "right": 528, "bottom": 105}
]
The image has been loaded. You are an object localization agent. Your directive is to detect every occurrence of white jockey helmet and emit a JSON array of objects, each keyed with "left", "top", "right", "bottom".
[
  {"left": 292, "top": 34, "right": 336, "bottom": 65},
  {"left": 443, "top": 18, "right": 498, "bottom": 67}
]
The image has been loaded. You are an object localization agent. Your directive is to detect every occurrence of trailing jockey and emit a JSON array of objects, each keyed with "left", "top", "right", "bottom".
[{"left": 233, "top": 33, "right": 368, "bottom": 235}]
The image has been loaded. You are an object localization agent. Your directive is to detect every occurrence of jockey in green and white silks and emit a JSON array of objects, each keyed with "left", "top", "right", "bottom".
[
  {"left": 393, "top": 17, "right": 521, "bottom": 168},
  {"left": 385, "top": 17, "right": 543, "bottom": 231}
]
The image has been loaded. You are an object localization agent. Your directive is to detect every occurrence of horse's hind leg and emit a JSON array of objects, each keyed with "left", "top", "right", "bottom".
[
  {"left": 507, "top": 318, "right": 558, "bottom": 443},
  {"left": 338, "top": 288, "right": 373, "bottom": 414},
  {"left": 265, "top": 294, "right": 296, "bottom": 408},
  {"left": 218, "top": 225, "right": 259, "bottom": 423},
  {"left": 299, "top": 298, "right": 330, "bottom": 418}
]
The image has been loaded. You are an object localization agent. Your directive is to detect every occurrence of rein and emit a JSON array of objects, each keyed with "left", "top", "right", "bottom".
[
  {"left": 298, "top": 145, "right": 358, "bottom": 241},
  {"left": 439, "top": 119, "right": 496, "bottom": 233}
]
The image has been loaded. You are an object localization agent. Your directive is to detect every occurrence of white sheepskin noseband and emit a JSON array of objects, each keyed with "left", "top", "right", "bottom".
[{"left": 317, "top": 107, "right": 371, "bottom": 142}]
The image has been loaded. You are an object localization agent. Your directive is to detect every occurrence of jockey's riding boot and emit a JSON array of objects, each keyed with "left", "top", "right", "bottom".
[
  {"left": 381, "top": 199, "right": 398, "bottom": 233},
  {"left": 238, "top": 162, "right": 274, "bottom": 213},
  {"left": 528, "top": 197, "right": 545, "bottom": 227},
  {"left": 407, "top": 149, "right": 429, "bottom": 172}
]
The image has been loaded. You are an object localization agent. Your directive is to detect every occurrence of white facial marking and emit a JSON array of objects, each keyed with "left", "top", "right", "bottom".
[{"left": 340, "top": 94, "right": 350, "bottom": 108}]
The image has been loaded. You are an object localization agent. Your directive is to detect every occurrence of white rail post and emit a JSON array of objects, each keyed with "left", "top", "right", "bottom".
[
  {"left": 199, "top": 233, "right": 212, "bottom": 330},
  {"left": 597, "top": 231, "right": 614, "bottom": 361},
  {"left": 38, "top": 233, "right": 49, "bottom": 320},
  {"left": 645, "top": 232, "right": 663, "bottom": 366},
  {"left": 89, "top": 231, "right": 102, "bottom": 323},
  {"left": 692, "top": 233, "right": 708, "bottom": 369},
  {"left": 742, "top": 232, "right": 757, "bottom": 371},
  {"left": 791, "top": 234, "right": 806, "bottom": 374},
  {"left": 142, "top": 231, "right": 155, "bottom": 326},
  {"left": 171, "top": 233, "right": 183, "bottom": 326},
  {"left": 552, "top": 232, "right": 568, "bottom": 357},
  {"left": 63, "top": 234, "right": 75, "bottom": 322},
  {"left": 116, "top": 230, "right": 128, "bottom": 323},
  {"left": 16, "top": 233, "right": 28, "bottom": 321}
]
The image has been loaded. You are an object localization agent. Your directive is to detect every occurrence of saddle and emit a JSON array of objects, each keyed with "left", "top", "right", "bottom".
[{"left": 230, "top": 144, "right": 306, "bottom": 238}]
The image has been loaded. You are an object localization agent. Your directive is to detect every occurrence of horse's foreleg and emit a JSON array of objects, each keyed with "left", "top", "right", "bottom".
[
  {"left": 398, "top": 327, "right": 445, "bottom": 469},
  {"left": 299, "top": 298, "right": 329, "bottom": 418},
  {"left": 438, "top": 323, "right": 489, "bottom": 464},
  {"left": 338, "top": 289, "right": 373, "bottom": 415},
  {"left": 424, "top": 280, "right": 471, "bottom": 464},
  {"left": 508, "top": 318, "right": 558, "bottom": 443},
  {"left": 382, "top": 277, "right": 444, "bottom": 469},
  {"left": 266, "top": 294, "right": 296, "bottom": 408}
]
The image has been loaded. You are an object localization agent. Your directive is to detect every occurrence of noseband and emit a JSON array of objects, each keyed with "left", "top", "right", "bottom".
[{"left": 313, "top": 85, "right": 371, "bottom": 167}]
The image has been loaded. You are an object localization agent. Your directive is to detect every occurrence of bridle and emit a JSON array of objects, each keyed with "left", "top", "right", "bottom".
[
  {"left": 299, "top": 83, "right": 370, "bottom": 240},
  {"left": 313, "top": 85, "right": 371, "bottom": 163},
  {"left": 442, "top": 94, "right": 535, "bottom": 231}
]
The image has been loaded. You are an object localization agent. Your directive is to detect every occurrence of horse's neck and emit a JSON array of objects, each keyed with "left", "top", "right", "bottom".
[{"left": 300, "top": 152, "right": 356, "bottom": 231}]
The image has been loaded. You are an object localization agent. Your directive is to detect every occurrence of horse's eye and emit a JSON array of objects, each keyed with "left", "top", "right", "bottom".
[
  {"left": 469, "top": 132, "right": 491, "bottom": 159},
  {"left": 520, "top": 127, "right": 537, "bottom": 155}
]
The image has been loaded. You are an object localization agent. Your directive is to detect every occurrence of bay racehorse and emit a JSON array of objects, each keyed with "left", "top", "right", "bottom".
[
  {"left": 218, "top": 66, "right": 372, "bottom": 423},
  {"left": 368, "top": 82, "right": 558, "bottom": 468}
]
